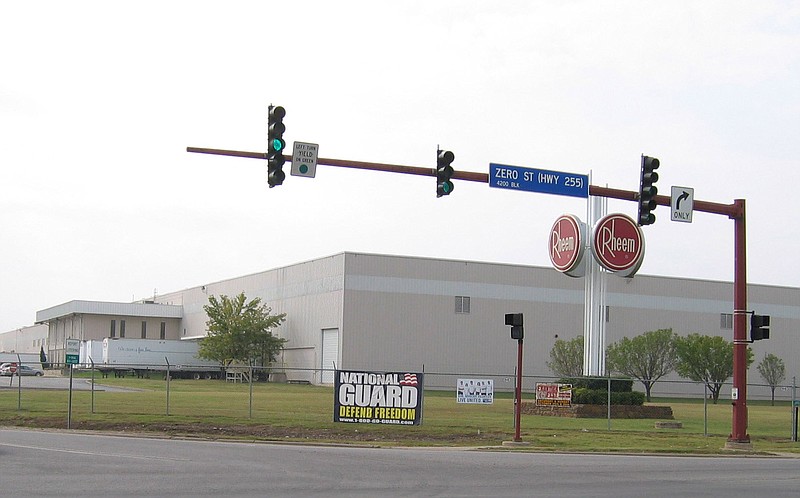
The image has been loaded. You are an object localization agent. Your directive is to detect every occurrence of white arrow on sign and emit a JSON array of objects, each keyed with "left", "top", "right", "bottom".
[{"left": 671, "top": 186, "right": 694, "bottom": 223}]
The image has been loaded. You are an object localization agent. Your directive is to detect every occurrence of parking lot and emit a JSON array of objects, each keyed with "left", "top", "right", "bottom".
[{"left": 0, "top": 374, "right": 138, "bottom": 392}]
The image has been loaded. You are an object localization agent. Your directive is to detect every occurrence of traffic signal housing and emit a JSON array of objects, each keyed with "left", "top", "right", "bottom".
[
  {"left": 436, "top": 149, "right": 455, "bottom": 197},
  {"left": 267, "top": 105, "right": 286, "bottom": 188},
  {"left": 637, "top": 155, "right": 660, "bottom": 225},
  {"left": 750, "top": 314, "right": 771, "bottom": 341},
  {"left": 505, "top": 313, "right": 524, "bottom": 340}
]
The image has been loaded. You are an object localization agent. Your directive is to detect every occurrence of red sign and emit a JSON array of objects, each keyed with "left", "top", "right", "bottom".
[
  {"left": 535, "top": 383, "right": 573, "bottom": 406},
  {"left": 548, "top": 215, "right": 586, "bottom": 278},
  {"left": 591, "top": 213, "right": 645, "bottom": 277}
]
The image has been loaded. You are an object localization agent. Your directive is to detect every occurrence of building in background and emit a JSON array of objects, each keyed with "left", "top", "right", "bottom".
[{"left": 5, "top": 252, "right": 798, "bottom": 399}]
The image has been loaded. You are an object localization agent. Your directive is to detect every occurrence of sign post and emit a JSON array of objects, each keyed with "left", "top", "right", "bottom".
[{"left": 65, "top": 338, "right": 79, "bottom": 429}]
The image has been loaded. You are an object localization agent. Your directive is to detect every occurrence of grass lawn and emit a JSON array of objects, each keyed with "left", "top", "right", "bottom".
[{"left": 2, "top": 377, "right": 798, "bottom": 455}]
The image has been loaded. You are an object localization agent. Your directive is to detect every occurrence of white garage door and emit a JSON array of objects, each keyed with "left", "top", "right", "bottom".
[{"left": 321, "top": 328, "right": 339, "bottom": 384}]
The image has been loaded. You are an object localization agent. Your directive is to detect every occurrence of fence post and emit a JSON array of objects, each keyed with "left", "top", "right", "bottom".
[
  {"left": 607, "top": 374, "right": 612, "bottom": 431},
  {"left": 792, "top": 376, "right": 797, "bottom": 442},
  {"left": 703, "top": 383, "right": 708, "bottom": 437},
  {"left": 90, "top": 359, "right": 96, "bottom": 414},
  {"left": 249, "top": 363, "right": 254, "bottom": 419},
  {"left": 16, "top": 353, "right": 22, "bottom": 410},
  {"left": 165, "top": 357, "right": 171, "bottom": 416}
]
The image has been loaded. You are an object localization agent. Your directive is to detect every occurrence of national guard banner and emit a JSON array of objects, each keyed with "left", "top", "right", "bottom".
[{"left": 334, "top": 370, "right": 424, "bottom": 425}]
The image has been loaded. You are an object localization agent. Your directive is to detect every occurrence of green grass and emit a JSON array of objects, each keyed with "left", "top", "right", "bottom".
[{"left": 2, "top": 378, "right": 798, "bottom": 454}]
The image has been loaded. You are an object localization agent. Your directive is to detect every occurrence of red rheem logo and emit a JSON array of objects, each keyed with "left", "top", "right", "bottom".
[
  {"left": 591, "top": 213, "right": 645, "bottom": 276},
  {"left": 549, "top": 215, "right": 586, "bottom": 277}
]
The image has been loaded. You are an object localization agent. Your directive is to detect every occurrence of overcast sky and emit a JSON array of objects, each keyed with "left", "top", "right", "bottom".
[{"left": 1, "top": 1, "right": 798, "bottom": 333}]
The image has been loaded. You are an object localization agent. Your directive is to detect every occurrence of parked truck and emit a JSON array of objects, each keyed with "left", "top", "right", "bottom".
[{"left": 94, "top": 338, "right": 222, "bottom": 379}]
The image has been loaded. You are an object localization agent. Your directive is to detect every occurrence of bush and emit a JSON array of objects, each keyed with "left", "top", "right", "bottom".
[
  {"left": 568, "top": 385, "right": 645, "bottom": 406},
  {"left": 558, "top": 377, "right": 634, "bottom": 393}
]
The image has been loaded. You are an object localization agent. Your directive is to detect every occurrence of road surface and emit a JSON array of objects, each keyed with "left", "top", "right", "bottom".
[{"left": 1, "top": 428, "right": 798, "bottom": 497}]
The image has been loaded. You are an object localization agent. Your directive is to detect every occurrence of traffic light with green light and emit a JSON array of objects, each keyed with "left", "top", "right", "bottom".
[
  {"left": 267, "top": 105, "right": 286, "bottom": 188},
  {"left": 637, "top": 155, "right": 660, "bottom": 225},
  {"left": 436, "top": 148, "right": 455, "bottom": 197}
]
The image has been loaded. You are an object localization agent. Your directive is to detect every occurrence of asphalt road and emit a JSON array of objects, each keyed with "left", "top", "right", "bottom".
[{"left": 1, "top": 428, "right": 798, "bottom": 497}]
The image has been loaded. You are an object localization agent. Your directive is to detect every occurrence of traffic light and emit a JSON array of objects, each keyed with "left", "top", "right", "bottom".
[
  {"left": 436, "top": 148, "right": 455, "bottom": 197},
  {"left": 505, "top": 313, "right": 524, "bottom": 340},
  {"left": 267, "top": 105, "right": 286, "bottom": 188},
  {"left": 750, "top": 314, "right": 771, "bottom": 341},
  {"left": 637, "top": 155, "right": 660, "bottom": 225}
]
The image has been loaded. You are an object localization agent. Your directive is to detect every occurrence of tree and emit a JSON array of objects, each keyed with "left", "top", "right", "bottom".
[
  {"left": 757, "top": 353, "right": 786, "bottom": 406},
  {"left": 674, "top": 333, "right": 753, "bottom": 404},
  {"left": 606, "top": 328, "right": 677, "bottom": 402},
  {"left": 199, "top": 292, "right": 287, "bottom": 367},
  {"left": 547, "top": 335, "right": 584, "bottom": 377}
]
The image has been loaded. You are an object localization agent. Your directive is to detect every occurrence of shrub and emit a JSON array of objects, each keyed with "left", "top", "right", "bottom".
[
  {"left": 558, "top": 377, "right": 634, "bottom": 393},
  {"left": 565, "top": 383, "right": 645, "bottom": 406}
]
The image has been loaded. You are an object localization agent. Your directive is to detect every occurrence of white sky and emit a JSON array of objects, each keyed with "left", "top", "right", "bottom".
[{"left": 1, "top": 1, "right": 798, "bottom": 333}]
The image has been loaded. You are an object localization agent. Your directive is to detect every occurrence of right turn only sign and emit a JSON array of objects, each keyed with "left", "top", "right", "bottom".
[{"left": 671, "top": 186, "right": 694, "bottom": 223}]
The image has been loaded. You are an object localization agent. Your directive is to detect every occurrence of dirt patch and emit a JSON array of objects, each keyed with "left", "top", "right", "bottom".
[{"left": 6, "top": 419, "right": 507, "bottom": 446}]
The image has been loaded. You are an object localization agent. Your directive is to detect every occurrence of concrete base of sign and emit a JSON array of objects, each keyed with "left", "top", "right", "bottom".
[
  {"left": 501, "top": 440, "right": 531, "bottom": 447},
  {"left": 723, "top": 440, "right": 754, "bottom": 452}
]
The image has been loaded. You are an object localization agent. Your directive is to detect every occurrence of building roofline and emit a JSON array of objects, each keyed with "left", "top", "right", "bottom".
[{"left": 36, "top": 300, "right": 183, "bottom": 323}]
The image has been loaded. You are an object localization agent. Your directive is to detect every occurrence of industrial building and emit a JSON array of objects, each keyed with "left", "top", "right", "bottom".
[{"left": 13, "top": 252, "right": 800, "bottom": 399}]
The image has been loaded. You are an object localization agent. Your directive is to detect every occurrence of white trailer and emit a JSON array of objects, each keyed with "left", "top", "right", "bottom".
[
  {"left": 100, "top": 338, "right": 222, "bottom": 379},
  {"left": 79, "top": 340, "right": 104, "bottom": 368}
]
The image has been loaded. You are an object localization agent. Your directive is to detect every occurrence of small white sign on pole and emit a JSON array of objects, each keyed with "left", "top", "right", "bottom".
[
  {"left": 671, "top": 186, "right": 694, "bottom": 223},
  {"left": 291, "top": 142, "right": 319, "bottom": 178},
  {"left": 65, "top": 338, "right": 80, "bottom": 365}
]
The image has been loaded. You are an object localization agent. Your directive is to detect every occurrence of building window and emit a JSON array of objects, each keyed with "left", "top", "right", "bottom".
[
  {"left": 605, "top": 306, "right": 610, "bottom": 323},
  {"left": 720, "top": 313, "right": 733, "bottom": 330},
  {"left": 120, "top": 320, "right": 126, "bottom": 338},
  {"left": 141, "top": 321, "right": 147, "bottom": 339},
  {"left": 110, "top": 320, "right": 116, "bottom": 338},
  {"left": 455, "top": 296, "right": 471, "bottom": 314},
  {"left": 160, "top": 322, "right": 166, "bottom": 340}
]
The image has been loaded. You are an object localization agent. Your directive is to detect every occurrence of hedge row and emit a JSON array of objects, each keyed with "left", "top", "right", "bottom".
[
  {"left": 557, "top": 377, "right": 634, "bottom": 392},
  {"left": 571, "top": 388, "right": 645, "bottom": 406}
]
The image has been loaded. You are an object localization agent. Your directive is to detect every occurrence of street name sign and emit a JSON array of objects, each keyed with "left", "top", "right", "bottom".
[
  {"left": 671, "top": 186, "right": 694, "bottom": 223},
  {"left": 489, "top": 163, "right": 589, "bottom": 198},
  {"left": 291, "top": 141, "right": 319, "bottom": 178}
]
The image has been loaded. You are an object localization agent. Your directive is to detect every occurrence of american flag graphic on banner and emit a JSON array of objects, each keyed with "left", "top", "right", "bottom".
[{"left": 399, "top": 373, "right": 418, "bottom": 386}]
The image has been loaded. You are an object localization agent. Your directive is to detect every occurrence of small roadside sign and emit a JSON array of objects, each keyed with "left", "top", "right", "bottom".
[
  {"left": 291, "top": 142, "right": 319, "bottom": 178},
  {"left": 65, "top": 338, "right": 80, "bottom": 365},
  {"left": 671, "top": 186, "right": 694, "bottom": 223}
]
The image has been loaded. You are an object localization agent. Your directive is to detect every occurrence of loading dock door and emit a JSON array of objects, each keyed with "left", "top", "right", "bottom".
[{"left": 321, "top": 328, "right": 339, "bottom": 384}]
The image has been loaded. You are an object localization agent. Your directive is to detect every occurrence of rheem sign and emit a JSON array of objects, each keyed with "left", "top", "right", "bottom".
[
  {"left": 591, "top": 213, "right": 645, "bottom": 277},
  {"left": 548, "top": 214, "right": 587, "bottom": 278}
]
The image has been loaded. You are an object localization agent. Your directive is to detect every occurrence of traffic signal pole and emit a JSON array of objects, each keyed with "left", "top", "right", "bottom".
[{"left": 187, "top": 146, "right": 752, "bottom": 446}]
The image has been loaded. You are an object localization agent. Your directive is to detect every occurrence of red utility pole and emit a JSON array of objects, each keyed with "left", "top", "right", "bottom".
[
  {"left": 514, "top": 338, "right": 524, "bottom": 442},
  {"left": 187, "top": 146, "right": 752, "bottom": 445}
]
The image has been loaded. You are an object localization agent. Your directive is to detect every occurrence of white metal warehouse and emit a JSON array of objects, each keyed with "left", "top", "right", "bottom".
[{"left": 32, "top": 252, "right": 800, "bottom": 399}]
